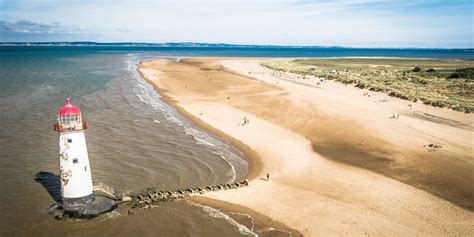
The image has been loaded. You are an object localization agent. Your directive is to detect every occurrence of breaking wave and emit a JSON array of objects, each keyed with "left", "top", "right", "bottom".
[{"left": 190, "top": 202, "right": 257, "bottom": 237}]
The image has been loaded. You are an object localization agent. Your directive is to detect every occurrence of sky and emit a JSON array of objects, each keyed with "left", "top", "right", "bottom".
[{"left": 0, "top": 0, "right": 472, "bottom": 48}]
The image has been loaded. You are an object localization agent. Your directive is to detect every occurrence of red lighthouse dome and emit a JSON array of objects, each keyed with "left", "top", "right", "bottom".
[
  {"left": 57, "top": 98, "right": 81, "bottom": 115},
  {"left": 54, "top": 99, "right": 87, "bottom": 132}
]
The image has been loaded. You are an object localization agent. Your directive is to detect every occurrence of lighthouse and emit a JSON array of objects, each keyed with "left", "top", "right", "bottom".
[{"left": 53, "top": 99, "right": 115, "bottom": 217}]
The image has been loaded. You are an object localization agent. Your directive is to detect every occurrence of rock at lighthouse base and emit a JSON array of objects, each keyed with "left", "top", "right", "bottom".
[{"left": 63, "top": 195, "right": 117, "bottom": 219}]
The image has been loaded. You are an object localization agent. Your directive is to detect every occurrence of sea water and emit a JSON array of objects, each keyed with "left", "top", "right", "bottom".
[{"left": 0, "top": 49, "right": 251, "bottom": 236}]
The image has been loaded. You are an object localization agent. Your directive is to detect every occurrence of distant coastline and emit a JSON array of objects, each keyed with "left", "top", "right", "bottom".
[{"left": 1, "top": 41, "right": 473, "bottom": 50}]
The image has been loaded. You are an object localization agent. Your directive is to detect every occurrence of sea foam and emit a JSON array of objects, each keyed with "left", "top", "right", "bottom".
[{"left": 190, "top": 202, "right": 257, "bottom": 237}]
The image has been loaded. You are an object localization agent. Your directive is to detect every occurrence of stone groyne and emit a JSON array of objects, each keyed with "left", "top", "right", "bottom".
[{"left": 129, "top": 180, "right": 249, "bottom": 208}]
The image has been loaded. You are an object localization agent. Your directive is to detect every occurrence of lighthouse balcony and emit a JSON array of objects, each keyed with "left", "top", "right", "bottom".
[{"left": 54, "top": 115, "right": 88, "bottom": 132}]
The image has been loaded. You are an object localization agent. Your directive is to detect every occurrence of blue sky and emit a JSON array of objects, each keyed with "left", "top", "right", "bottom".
[{"left": 0, "top": 0, "right": 472, "bottom": 48}]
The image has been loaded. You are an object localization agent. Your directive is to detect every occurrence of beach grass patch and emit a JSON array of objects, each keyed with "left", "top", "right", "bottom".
[{"left": 261, "top": 58, "right": 474, "bottom": 113}]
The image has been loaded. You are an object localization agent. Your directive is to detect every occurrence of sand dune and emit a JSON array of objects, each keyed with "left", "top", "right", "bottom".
[{"left": 138, "top": 58, "right": 474, "bottom": 236}]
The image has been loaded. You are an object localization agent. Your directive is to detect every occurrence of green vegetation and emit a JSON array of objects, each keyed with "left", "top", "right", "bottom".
[
  {"left": 261, "top": 58, "right": 474, "bottom": 113},
  {"left": 447, "top": 68, "right": 474, "bottom": 79}
]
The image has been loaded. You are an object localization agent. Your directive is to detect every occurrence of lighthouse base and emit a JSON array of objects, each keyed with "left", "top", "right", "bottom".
[{"left": 62, "top": 195, "right": 116, "bottom": 218}]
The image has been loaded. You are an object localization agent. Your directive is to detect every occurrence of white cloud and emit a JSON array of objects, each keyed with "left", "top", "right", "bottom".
[{"left": 0, "top": 20, "right": 90, "bottom": 34}]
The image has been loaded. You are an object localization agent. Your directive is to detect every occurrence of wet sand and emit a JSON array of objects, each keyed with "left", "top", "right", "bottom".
[
  {"left": 190, "top": 196, "right": 303, "bottom": 236},
  {"left": 138, "top": 57, "right": 474, "bottom": 236}
]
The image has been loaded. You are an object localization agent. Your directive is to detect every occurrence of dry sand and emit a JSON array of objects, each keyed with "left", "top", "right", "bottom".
[{"left": 138, "top": 58, "right": 474, "bottom": 236}]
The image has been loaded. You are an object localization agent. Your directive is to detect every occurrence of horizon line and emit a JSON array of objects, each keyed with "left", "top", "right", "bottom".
[{"left": 1, "top": 41, "right": 473, "bottom": 50}]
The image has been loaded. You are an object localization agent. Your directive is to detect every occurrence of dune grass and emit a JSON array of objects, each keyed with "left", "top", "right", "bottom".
[{"left": 261, "top": 58, "right": 474, "bottom": 113}]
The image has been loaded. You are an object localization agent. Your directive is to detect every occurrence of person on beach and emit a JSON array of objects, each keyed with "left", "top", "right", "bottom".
[
  {"left": 238, "top": 116, "right": 249, "bottom": 126},
  {"left": 266, "top": 173, "right": 270, "bottom": 181}
]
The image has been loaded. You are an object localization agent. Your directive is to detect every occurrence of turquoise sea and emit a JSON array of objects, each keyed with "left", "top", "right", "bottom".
[{"left": 2, "top": 45, "right": 473, "bottom": 58}]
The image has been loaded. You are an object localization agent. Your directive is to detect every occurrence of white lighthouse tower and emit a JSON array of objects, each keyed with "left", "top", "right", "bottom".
[
  {"left": 54, "top": 98, "right": 94, "bottom": 205},
  {"left": 54, "top": 99, "right": 115, "bottom": 217}
]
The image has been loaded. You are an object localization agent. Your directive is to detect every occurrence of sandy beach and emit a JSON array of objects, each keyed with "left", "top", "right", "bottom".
[{"left": 138, "top": 57, "right": 474, "bottom": 236}]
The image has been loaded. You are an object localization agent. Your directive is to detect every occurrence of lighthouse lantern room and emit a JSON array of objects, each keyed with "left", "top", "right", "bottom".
[{"left": 53, "top": 99, "right": 115, "bottom": 217}]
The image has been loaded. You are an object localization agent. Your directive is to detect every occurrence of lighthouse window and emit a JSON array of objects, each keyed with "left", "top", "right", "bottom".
[
  {"left": 73, "top": 158, "right": 78, "bottom": 164},
  {"left": 67, "top": 138, "right": 72, "bottom": 143}
]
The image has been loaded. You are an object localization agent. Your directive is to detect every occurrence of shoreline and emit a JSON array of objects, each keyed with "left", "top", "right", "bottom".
[
  {"left": 137, "top": 57, "right": 474, "bottom": 235},
  {"left": 189, "top": 196, "right": 303, "bottom": 236},
  {"left": 137, "top": 63, "right": 263, "bottom": 181},
  {"left": 137, "top": 61, "right": 300, "bottom": 235}
]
